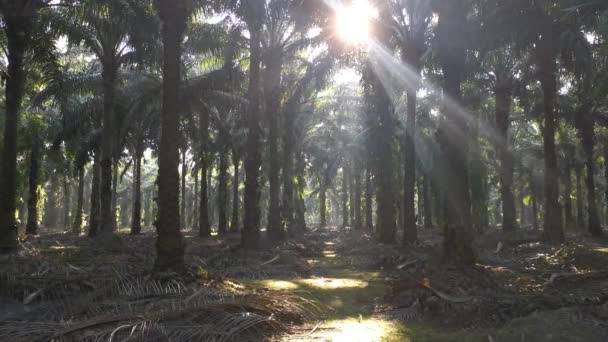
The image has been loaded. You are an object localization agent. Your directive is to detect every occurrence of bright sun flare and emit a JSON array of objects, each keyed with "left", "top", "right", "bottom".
[{"left": 336, "top": 0, "right": 377, "bottom": 45}]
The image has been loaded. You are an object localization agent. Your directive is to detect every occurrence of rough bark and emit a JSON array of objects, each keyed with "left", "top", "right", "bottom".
[
  {"left": 218, "top": 144, "right": 228, "bottom": 236},
  {"left": 320, "top": 184, "right": 327, "bottom": 227},
  {"left": 364, "top": 166, "right": 373, "bottom": 232},
  {"left": 155, "top": 0, "right": 187, "bottom": 272},
  {"left": 0, "top": 12, "right": 32, "bottom": 251},
  {"left": 99, "top": 62, "right": 117, "bottom": 235},
  {"left": 265, "top": 47, "right": 285, "bottom": 242},
  {"left": 89, "top": 151, "right": 101, "bottom": 237},
  {"left": 73, "top": 166, "right": 85, "bottom": 234},
  {"left": 230, "top": 150, "right": 240, "bottom": 232},
  {"left": 537, "top": 39, "right": 564, "bottom": 244},
  {"left": 354, "top": 167, "right": 362, "bottom": 230},
  {"left": 437, "top": 0, "right": 475, "bottom": 264},
  {"left": 423, "top": 175, "right": 432, "bottom": 229},
  {"left": 242, "top": 2, "right": 264, "bottom": 249},
  {"left": 181, "top": 149, "right": 187, "bottom": 229},
  {"left": 563, "top": 145, "right": 575, "bottom": 230},
  {"left": 26, "top": 130, "right": 41, "bottom": 235},
  {"left": 198, "top": 111, "right": 211, "bottom": 237},
  {"left": 402, "top": 51, "right": 419, "bottom": 243},
  {"left": 63, "top": 173, "right": 71, "bottom": 231},
  {"left": 294, "top": 150, "right": 307, "bottom": 230},
  {"left": 581, "top": 120, "right": 602, "bottom": 237},
  {"left": 342, "top": 168, "right": 349, "bottom": 229},
  {"left": 495, "top": 85, "right": 517, "bottom": 233},
  {"left": 575, "top": 162, "right": 585, "bottom": 230},
  {"left": 131, "top": 143, "right": 143, "bottom": 234}
]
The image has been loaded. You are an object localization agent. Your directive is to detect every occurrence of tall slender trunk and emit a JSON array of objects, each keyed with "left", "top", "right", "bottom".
[
  {"left": 131, "top": 143, "right": 143, "bottom": 234},
  {"left": 354, "top": 167, "right": 362, "bottom": 229},
  {"left": 538, "top": 42, "right": 564, "bottom": 244},
  {"left": 342, "top": 168, "right": 349, "bottom": 228},
  {"left": 198, "top": 110, "right": 211, "bottom": 237},
  {"left": 180, "top": 149, "right": 187, "bottom": 229},
  {"left": 604, "top": 144, "right": 608, "bottom": 225},
  {"left": 242, "top": 4, "right": 264, "bottom": 249},
  {"left": 89, "top": 151, "right": 101, "bottom": 237},
  {"left": 294, "top": 150, "right": 306, "bottom": 230},
  {"left": 423, "top": 175, "right": 432, "bottom": 229},
  {"left": 73, "top": 166, "right": 85, "bottom": 234},
  {"left": 402, "top": 51, "right": 419, "bottom": 243},
  {"left": 230, "top": 151, "right": 240, "bottom": 232},
  {"left": 265, "top": 49, "right": 284, "bottom": 242},
  {"left": 111, "top": 161, "right": 118, "bottom": 231},
  {"left": 0, "top": 14, "right": 32, "bottom": 251},
  {"left": 320, "top": 184, "right": 327, "bottom": 227},
  {"left": 155, "top": 0, "right": 187, "bottom": 272},
  {"left": 281, "top": 114, "right": 295, "bottom": 231},
  {"left": 563, "top": 146, "right": 574, "bottom": 230},
  {"left": 218, "top": 145, "right": 228, "bottom": 236},
  {"left": 192, "top": 165, "right": 199, "bottom": 231},
  {"left": 495, "top": 85, "right": 517, "bottom": 233},
  {"left": 470, "top": 111, "right": 487, "bottom": 234},
  {"left": 437, "top": 0, "right": 475, "bottom": 264},
  {"left": 26, "top": 130, "right": 41, "bottom": 235},
  {"left": 519, "top": 179, "right": 526, "bottom": 226},
  {"left": 63, "top": 173, "right": 71, "bottom": 231},
  {"left": 581, "top": 120, "right": 602, "bottom": 237},
  {"left": 575, "top": 162, "right": 585, "bottom": 230},
  {"left": 99, "top": 62, "right": 117, "bottom": 235},
  {"left": 364, "top": 166, "right": 373, "bottom": 232}
]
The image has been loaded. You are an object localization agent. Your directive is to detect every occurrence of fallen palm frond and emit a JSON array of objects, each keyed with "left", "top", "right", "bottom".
[{"left": 0, "top": 276, "right": 313, "bottom": 342}]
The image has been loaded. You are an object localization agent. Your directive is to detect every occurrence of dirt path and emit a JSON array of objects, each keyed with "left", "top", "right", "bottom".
[{"left": 249, "top": 228, "right": 409, "bottom": 341}]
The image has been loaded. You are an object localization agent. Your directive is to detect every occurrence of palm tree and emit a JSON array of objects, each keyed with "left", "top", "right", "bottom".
[
  {"left": 387, "top": 0, "right": 433, "bottom": 243},
  {"left": 54, "top": 0, "right": 157, "bottom": 235},
  {"left": 240, "top": 0, "right": 266, "bottom": 249},
  {"left": 0, "top": 0, "right": 51, "bottom": 251},
  {"left": 436, "top": 0, "right": 475, "bottom": 264},
  {"left": 154, "top": 0, "right": 188, "bottom": 272}
]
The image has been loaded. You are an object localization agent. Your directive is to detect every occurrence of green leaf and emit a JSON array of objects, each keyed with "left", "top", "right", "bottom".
[{"left": 523, "top": 195, "right": 531, "bottom": 206}]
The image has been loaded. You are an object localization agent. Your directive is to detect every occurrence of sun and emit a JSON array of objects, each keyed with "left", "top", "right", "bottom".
[{"left": 335, "top": 0, "right": 377, "bottom": 45}]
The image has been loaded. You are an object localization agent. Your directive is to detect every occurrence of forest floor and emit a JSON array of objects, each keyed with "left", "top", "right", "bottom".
[{"left": 1, "top": 225, "right": 608, "bottom": 341}]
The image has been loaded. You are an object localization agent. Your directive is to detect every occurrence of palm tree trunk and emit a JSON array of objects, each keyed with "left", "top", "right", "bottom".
[
  {"left": 402, "top": 54, "right": 419, "bottom": 243},
  {"left": 265, "top": 50, "right": 284, "bottom": 242},
  {"left": 131, "top": 143, "right": 143, "bottom": 234},
  {"left": 230, "top": 150, "right": 240, "bottom": 232},
  {"left": 604, "top": 144, "right": 608, "bottom": 225},
  {"left": 180, "top": 149, "right": 187, "bottom": 229},
  {"left": 470, "top": 111, "right": 487, "bottom": 234},
  {"left": 218, "top": 145, "right": 228, "bottom": 236},
  {"left": 575, "top": 162, "right": 585, "bottom": 230},
  {"left": 198, "top": 111, "right": 211, "bottom": 237},
  {"left": 26, "top": 130, "right": 41, "bottom": 235},
  {"left": 99, "top": 62, "right": 117, "bottom": 235},
  {"left": 73, "top": 166, "right": 85, "bottom": 234},
  {"left": 562, "top": 149, "right": 574, "bottom": 230},
  {"left": 437, "top": 0, "right": 475, "bottom": 264},
  {"left": 0, "top": 14, "right": 32, "bottom": 251},
  {"left": 281, "top": 115, "right": 295, "bottom": 232},
  {"left": 342, "top": 168, "right": 349, "bottom": 228},
  {"left": 89, "top": 151, "right": 101, "bottom": 237},
  {"left": 242, "top": 5, "right": 264, "bottom": 249},
  {"left": 364, "top": 166, "right": 373, "bottom": 232},
  {"left": 354, "top": 168, "right": 362, "bottom": 230},
  {"left": 581, "top": 120, "right": 602, "bottom": 237},
  {"left": 294, "top": 150, "right": 306, "bottom": 230},
  {"left": 192, "top": 166, "right": 199, "bottom": 230},
  {"left": 155, "top": 0, "right": 187, "bottom": 272},
  {"left": 538, "top": 43, "right": 564, "bottom": 244},
  {"left": 111, "top": 161, "right": 118, "bottom": 231},
  {"left": 63, "top": 173, "right": 71, "bottom": 231},
  {"left": 423, "top": 175, "right": 432, "bottom": 229},
  {"left": 495, "top": 86, "right": 517, "bottom": 232},
  {"left": 320, "top": 184, "right": 327, "bottom": 227}
]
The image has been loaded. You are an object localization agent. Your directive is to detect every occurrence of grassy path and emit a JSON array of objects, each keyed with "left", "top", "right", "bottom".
[{"left": 248, "top": 230, "right": 413, "bottom": 341}]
